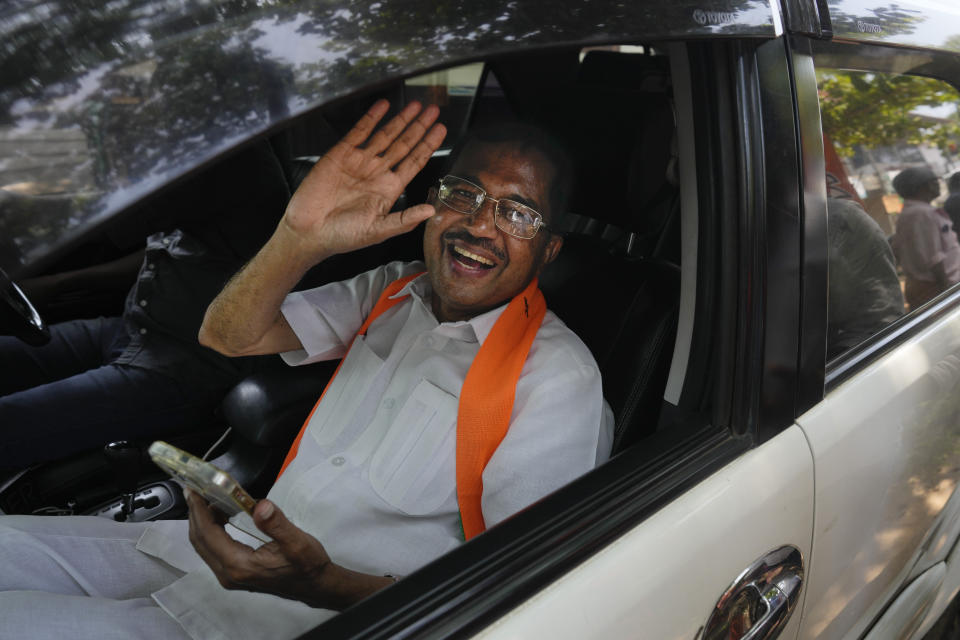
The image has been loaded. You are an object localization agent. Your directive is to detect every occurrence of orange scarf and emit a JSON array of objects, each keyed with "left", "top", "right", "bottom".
[{"left": 277, "top": 273, "right": 546, "bottom": 540}]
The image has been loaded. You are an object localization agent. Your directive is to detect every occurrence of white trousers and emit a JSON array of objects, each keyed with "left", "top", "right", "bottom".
[{"left": 0, "top": 515, "right": 191, "bottom": 640}]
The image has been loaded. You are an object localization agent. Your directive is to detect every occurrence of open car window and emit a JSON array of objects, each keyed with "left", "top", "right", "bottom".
[{"left": 404, "top": 62, "right": 485, "bottom": 151}]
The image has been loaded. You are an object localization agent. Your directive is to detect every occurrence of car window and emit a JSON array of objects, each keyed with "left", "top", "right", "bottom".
[
  {"left": 404, "top": 62, "right": 485, "bottom": 151},
  {"left": 813, "top": 60, "right": 960, "bottom": 359}
]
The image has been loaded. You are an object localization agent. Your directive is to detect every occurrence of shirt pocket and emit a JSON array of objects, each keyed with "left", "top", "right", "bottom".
[
  {"left": 308, "top": 336, "right": 384, "bottom": 448},
  {"left": 369, "top": 379, "right": 457, "bottom": 516}
]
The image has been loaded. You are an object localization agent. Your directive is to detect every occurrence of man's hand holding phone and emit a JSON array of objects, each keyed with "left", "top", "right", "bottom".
[
  {"left": 148, "top": 440, "right": 256, "bottom": 517},
  {"left": 151, "top": 441, "right": 394, "bottom": 608},
  {"left": 184, "top": 490, "right": 394, "bottom": 610}
]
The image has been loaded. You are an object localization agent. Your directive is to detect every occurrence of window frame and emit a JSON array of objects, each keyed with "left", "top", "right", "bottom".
[{"left": 795, "top": 38, "right": 960, "bottom": 392}]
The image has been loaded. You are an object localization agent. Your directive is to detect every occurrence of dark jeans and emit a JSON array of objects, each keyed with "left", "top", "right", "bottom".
[{"left": 0, "top": 318, "right": 225, "bottom": 471}]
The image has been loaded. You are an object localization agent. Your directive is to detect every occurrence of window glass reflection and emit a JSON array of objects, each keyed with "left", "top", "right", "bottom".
[
  {"left": 404, "top": 63, "right": 484, "bottom": 150},
  {"left": 817, "top": 65, "right": 960, "bottom": 359}
]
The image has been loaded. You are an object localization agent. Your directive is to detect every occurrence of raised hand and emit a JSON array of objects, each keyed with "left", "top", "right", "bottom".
[
  {"left": 197, "top": 100, "right": 445, "bottom": 358},
  {"left": 186, "top": 490, "right": 393, "bottom": 610},
  {"left": 281, "top": 100, "right": 447, "bottom": 263}
]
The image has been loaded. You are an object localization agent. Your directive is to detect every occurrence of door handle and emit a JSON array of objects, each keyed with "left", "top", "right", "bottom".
[{"left": 701, "top": 545, "right": 804, "bottom": 640}]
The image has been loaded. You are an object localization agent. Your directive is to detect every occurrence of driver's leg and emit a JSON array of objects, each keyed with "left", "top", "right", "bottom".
[
  {"left": 0, "top": 362, "right": 224, "bottom": 471},
  {"left": 0, "top": 316, "right": 126, "bottom": 396}
]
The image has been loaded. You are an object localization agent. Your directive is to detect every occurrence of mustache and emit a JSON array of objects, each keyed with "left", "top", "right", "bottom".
[{"left": 442, "top": 229, "right": 507, "bottom": 262}]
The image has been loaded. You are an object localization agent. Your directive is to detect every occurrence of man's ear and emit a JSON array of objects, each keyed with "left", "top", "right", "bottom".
[{"left": 541, "top": 233, "right": 563, "bottom": 267}]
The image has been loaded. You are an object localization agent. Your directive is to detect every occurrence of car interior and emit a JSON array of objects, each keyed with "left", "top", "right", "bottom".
[{"left": 0, "top": 44, "right": 687, "bottom": 534}]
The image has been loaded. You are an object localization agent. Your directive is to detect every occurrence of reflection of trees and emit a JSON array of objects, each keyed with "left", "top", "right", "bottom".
[
  {"left": 2, "top": 0, "right": 768, "bottom": 166},
  {"left": 819, "top": 70, "right": 960, "bottom": 158},
  {"left": 1, "top": 0, "right": 763, "bottom": 273},
  {"left": 2, "top": 0, "right": 216, "bottom": 123},
  {"left": 819, "top": 69, "right": 960, "bottom": 238},
  {"left": 82, "top": 42, "right": 291, "bottom": 187},
  {"left": 1, "top": 38, "right": 292, "bottom": 270}
]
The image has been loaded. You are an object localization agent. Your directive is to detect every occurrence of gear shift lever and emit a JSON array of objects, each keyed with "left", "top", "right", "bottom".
[{"left": 104, "top": 441, "right": 140, "bottom": 521}]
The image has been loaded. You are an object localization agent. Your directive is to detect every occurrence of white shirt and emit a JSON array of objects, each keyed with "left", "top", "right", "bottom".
[
  {"left": 138, "top": 260, "right": 613, "bottom": 640},
  {"left": 895, "top": 199, "right": 960, "bottom": 283}
]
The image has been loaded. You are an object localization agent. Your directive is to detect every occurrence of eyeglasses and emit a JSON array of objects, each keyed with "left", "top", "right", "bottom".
[{"left": 436, "top": 175, "right": 550, "bottom": 240}]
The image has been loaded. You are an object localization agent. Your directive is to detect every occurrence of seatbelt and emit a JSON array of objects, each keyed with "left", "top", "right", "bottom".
[{"left": 277, "top": 273, "right": 546, "bottom": 541}]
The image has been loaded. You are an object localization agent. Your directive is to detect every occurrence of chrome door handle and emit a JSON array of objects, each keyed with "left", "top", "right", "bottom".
[{"left": 701, "top": 545, "right": 804, "bottom": 640}]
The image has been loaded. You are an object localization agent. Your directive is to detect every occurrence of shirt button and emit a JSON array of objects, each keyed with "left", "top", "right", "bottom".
[
  {"left": 424, "top": 336, "right": 435, "bottom": 347},
  {"left": 383, "top": 398, "right": 395, "bottom": 410},
  {"left": 162, "top": 237, "right": 171, "bottom": 245},
  {"left": 147, "top": 263, "right": 155, "bottom": 269},
  {"left": 139, "top": 299, "right": 148, "bottom": 307},
  {"left": 139, "top": 328, "right": 148, "bottom": 335},
  {"left": 331, "top": 456, "right": 345, "bottom": 466}
]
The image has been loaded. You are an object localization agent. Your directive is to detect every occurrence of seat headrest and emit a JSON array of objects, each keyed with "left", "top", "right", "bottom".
[
  {"left": 562, "top": 52, "right": 676, "bottom": 234},
  {"left": 577, "top": 50, "right": 670, "bottom": 92},
  {"left": 540, "top": 233, "right": 679, "bottom": 366}
]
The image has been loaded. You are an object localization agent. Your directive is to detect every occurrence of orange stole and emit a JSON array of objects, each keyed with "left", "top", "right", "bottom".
[{"left": 276, "top": 274, "right": 546, "bottom": 541}]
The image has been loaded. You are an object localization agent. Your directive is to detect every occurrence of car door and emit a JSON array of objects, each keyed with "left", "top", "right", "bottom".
[
  {"left": 783, "top": 4, "right": 960, "bottom": 636},
  {"left": 469, "top": 428, "right": 814, "bottom": 640}
]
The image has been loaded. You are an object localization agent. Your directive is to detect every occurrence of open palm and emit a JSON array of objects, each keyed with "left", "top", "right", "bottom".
[{"left": 282, "top": 100, "right": 447, "bottom": 260}]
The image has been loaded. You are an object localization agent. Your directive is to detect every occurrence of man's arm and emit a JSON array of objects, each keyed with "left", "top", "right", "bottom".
[
  {"left": 198, "top": 100, "right": 446, "bottom": 357},
  {"left": 186, "top": 491, "right": 395, "bottom": 610},
  {"left": 480, "top": 354, "right": 612, "bottom": 528}
]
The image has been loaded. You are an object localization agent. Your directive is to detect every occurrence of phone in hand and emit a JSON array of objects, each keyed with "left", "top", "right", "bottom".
[{"left": 148, "top": 440, "right": 257, "bottom": 517}]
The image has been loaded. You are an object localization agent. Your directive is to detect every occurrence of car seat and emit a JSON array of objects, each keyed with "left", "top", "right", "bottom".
[{"left": 538, "top": 49, "right": 681, "bottom": 453}]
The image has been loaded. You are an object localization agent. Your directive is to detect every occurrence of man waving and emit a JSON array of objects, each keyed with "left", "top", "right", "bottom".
[{"left": 0, "top": 101, "right": 612, "bottom": 640}]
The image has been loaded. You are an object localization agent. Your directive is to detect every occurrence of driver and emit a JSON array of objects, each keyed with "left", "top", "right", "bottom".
[
  {"left": 0, "top": 101, "right": 613, "bottom": 640},
  {"left": 0, "top": 140, "right": 292, "bottom": 472}
]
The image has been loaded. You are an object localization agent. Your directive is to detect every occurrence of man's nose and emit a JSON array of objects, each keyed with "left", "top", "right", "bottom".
[{"left": 466, "top": 197, "right": 500, "bottom": 238}]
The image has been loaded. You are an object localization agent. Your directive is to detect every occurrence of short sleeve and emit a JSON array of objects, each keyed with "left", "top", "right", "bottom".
[{"left": 280, "top": 261, "right": 423, "bottom": 366}]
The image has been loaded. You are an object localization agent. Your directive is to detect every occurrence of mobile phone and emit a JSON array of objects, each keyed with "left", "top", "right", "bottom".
[{"left": 148, "top": 440, "right": 257, "bottom": 517}]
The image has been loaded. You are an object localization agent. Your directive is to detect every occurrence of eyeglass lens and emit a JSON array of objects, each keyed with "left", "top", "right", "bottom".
[{"left": 438, "top": 176, "right": 541, "bottom": 239}]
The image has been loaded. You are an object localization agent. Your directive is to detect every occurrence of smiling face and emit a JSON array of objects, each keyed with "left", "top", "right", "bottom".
[{"left": 423, "top": 141, "right": 563, "bottom": 323}]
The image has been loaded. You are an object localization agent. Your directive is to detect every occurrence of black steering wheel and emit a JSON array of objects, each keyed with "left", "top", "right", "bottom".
[{"left": 0, "top": 266, "right": 50, "bottom": 346}]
